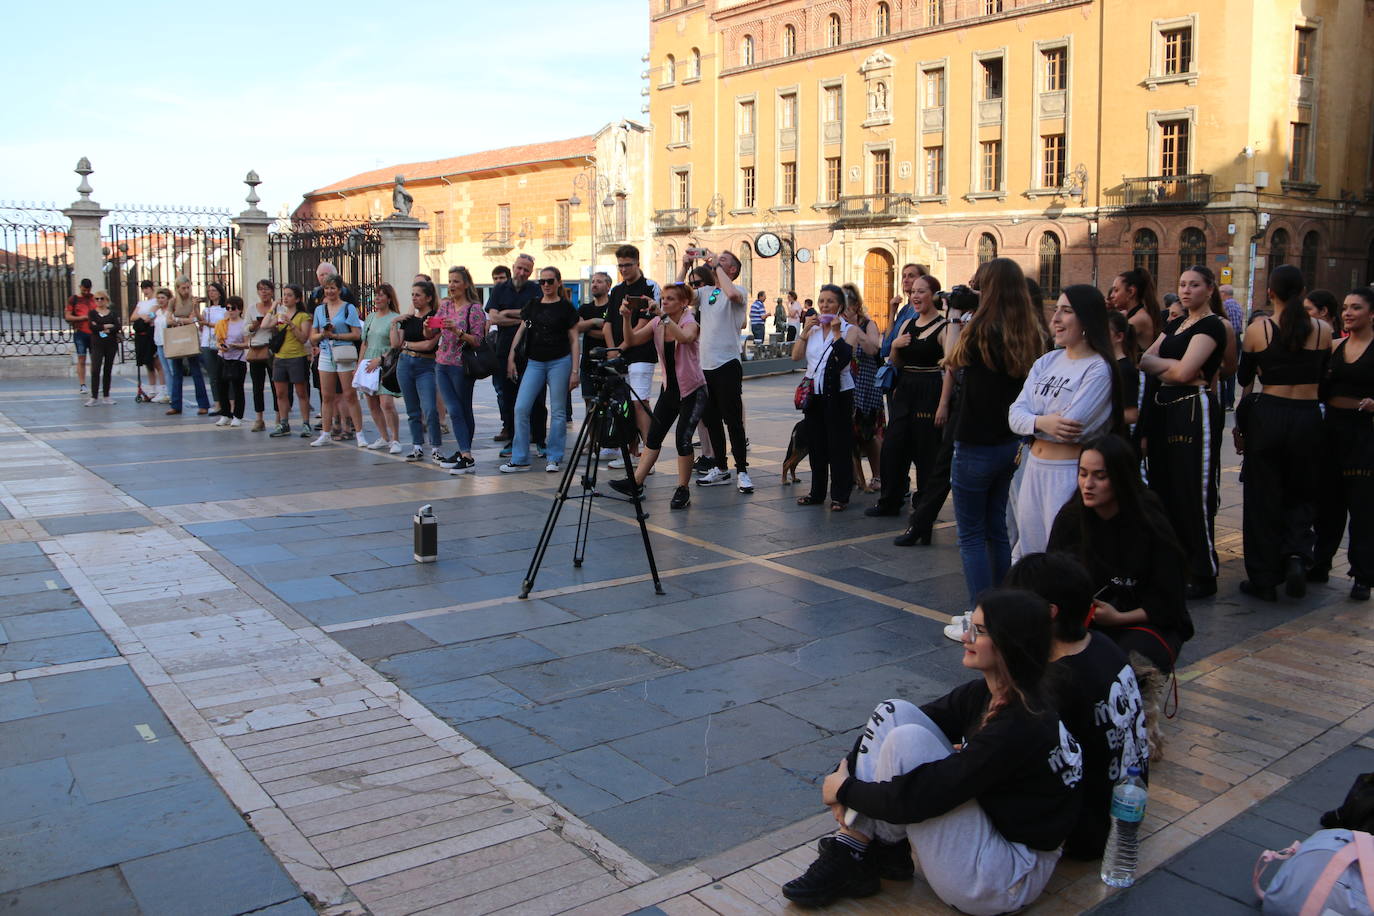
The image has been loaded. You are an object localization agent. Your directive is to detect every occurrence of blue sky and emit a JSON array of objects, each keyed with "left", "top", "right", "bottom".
[{"left": 5, "top": 1, "right": 648, "bottom": 213}]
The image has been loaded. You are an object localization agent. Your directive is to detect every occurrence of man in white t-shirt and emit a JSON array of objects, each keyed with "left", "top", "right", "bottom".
[
  {"left": 679, "top": 249, "right": 752, "bottom": 493},
  {"left": 132, "top": 279, "right": 163, "bottom": 399}
]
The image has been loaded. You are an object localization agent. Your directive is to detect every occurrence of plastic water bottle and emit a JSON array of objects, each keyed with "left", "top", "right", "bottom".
[{"left": 1101, "top": 766, "right": 1147, "bottom": 888}]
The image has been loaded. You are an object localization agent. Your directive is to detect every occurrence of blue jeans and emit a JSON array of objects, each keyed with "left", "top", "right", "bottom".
[
  {"left": 398, "top": 354, "right": 440, "bottom": 448},
  {"left": 951, "top": 438, "right": 1020, "bottom": 605},
  {"left": 156, "top": 345, "right": 173, "bottom": 388},
  {"left": 513, "top": 355, "right": 570, "bottom": 465},
  {"left": 435, "top": 362, "right": 476, "bottom": 453},
  {"left": 169, "top": 353, "right": 210, "bottom": 411}
]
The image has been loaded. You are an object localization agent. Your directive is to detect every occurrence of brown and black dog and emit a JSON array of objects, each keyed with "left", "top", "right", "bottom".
[{"left": 779, "top": 420, "right": 873, "bottom": 490}]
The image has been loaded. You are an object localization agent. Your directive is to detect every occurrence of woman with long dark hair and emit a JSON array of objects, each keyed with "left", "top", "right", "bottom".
[
  {"left": 1108, "top": 268, "right": 1162, "bottom": 354},
  {"left": 792, "top": 283, "right": 862, "bottom": 510},
  {"left": 1233, "top": 264, "right": 1332, "bottom": 599},
  {"left": 360, "top": 282, "right": 403, "bottom": 454},
  {"left": 392, "top": 280, "right": 443, "bottom": 461},
  {"left": 1008, "top": 285, "right": 1121, "bottom": 560},
  {"left": 267, "top": 283, "right": 313, "bottom": 437},
  {"left": 866, "top": 273, "right": 953, "bottom": 529},
  {"left": 1048, "top": 434, "right": 1193, "bottom": 673},
  {"left": 501, "top": 266, "right": 580, "bottom": 473},
  {"left": 1305, "top": 289, "right": 1340, "bottom": 335},
  {"left": 1311, "top": 288, "right": 1374, "bottom": 601},
  {"left": 246, "top": 279, "right": 276, "bottom": 431},
  {"left": 1139, "top": 265, "right": 1229, "bottom": 598},
  {"left": 1108, "top": 311, "right": 1142, "bottom": 431},
  {"left": 782, "top": 589, "right": 1081, "bottom": 913},
  {"left": 945, "top": 258, "right": 1046, "bottom": 604}
]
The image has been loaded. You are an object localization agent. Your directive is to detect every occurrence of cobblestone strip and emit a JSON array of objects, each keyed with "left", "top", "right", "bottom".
[{"left": 0, "top": 412, "right": 657, "bottom": 915}]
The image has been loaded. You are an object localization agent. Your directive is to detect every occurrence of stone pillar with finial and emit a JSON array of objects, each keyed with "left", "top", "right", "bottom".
[
  {"left": 233, "top": 170, "right": 274, "bottom": 297},
  {"left": 374, "top": 174, "right": 427, "bottom": 288},
  {"left": 61, "top": 157, "right": 108, "bottom": 297}
]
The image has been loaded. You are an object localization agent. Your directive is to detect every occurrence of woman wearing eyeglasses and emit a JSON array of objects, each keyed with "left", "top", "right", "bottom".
[
  {"left": 500, "top": 267, "right": 580, "bottom": 474},
  {"left": 84, "top": 290, "right": 120, "bottom": 405},
  {"left": 213, "top": 297, "right": 249, "bottom": 427},
  {"left": 783, "top": 589, "right": 1082, "bottom": 913}
]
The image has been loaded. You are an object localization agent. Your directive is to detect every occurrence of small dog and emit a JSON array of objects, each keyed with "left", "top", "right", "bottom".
[
  {"left": 779, "top": 420, "right": 872, "bottom": 488},
  {"left": 1321, "top": 771, "right": 1374, "bottom": 833}
]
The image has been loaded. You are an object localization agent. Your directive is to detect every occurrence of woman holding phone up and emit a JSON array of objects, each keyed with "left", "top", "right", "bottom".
[{"left": 793, "top": 284, "right": 861, "bottom": 510}]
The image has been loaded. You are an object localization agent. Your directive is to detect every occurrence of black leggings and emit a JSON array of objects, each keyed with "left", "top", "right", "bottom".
[
  {"left": 909, "top": 401, "right": 957, "bottom": 535},
  {"left": 805, "top": 388, "right": 855, "bottom": 504},
  {"left": 1241, "top": 395, "right": 1321, "bottom": 587},
  {"left": 877, "top": 369, "right": 942, "bottom": 512},
  {"left": 217, "top": 359, "right": 247, "bottom": 419},
  {"left": 250, "top": 359, "right": 270, "bottom": 415},
  {"left": 1145, "top": 387, "right": 1222, "bottom": 584},
  {"left": 1313, "top": 407, "right": 1374, "bottom": 585},
  {"left": 647, "top": 386, "right": 708, "bottom": 456},
  {"left": 703, "top": 359, "right": 748, "bottom": 470},
  {"left": 90, "top": 342, "right": 116, "bottom": 397}
]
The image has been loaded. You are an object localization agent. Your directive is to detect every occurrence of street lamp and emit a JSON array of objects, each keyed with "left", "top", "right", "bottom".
[{"left": 570, "top": 169, "right": 614, "bottom": 275}]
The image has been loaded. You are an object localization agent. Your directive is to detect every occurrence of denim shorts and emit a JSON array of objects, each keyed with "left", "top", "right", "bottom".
[
  {"left": 272, "top": 356, "right": 308, "bottom": 384},
  {"left": 73, "top": 331, "right": 91, "bottom": 356}
]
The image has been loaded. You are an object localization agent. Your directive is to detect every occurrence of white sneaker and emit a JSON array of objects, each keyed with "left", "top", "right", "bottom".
[
  {"left": 229, "top": 418, "right": 241, "bottom": 428},
  {"left": 696, "top": 467, "right": 732, "bottom": 487},
  {"left": 355, "top": 433, "right": 370, "bottom": 448},
  {"left": 101, "top": 397, "right": 116, "bottom": 405},
  {"left": 389, "top": 440, "right": 403, "bottom": 455},
  {"left": 431, "top": 448, "right": 444, "bottom": 463},
  {"left": 499, "top": 462, "right": 531, "bottom": 473},
  {"left": 598, "top": 448, "right": 619, "bottom": 461},
  {"left": 368, "top": 437, "right": 388, "bottom": 450},
  {"left": 83, "top": 398, "right": 98, "bottom": 407},
  {"left": 737, "top": 471, "right": 754, "bottom": 493},
  {"left": 311, "top": 432, "right": 331, "bottom": 447},
  {"left": 546, "top": 461, "right": 560, "bottom": 473},
  {"left": 215, "top": 417, "right": 230, "bottom": 427},
  {"left": 157, "top": 394, "right": 171, "bottom": 404},
  {"left": 609, "top": 455, "right": 636, "bottom": 470},
  {"left": 942, "top": 623, "right": 964, "bottom": 643}
]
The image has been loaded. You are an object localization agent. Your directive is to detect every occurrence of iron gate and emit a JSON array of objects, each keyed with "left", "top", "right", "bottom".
[
  {"left": 268, "top": 217, "right": 381, "bottom": 311},
  {"left": 0, "top": 206, "right": 74, "bottom": 356}
]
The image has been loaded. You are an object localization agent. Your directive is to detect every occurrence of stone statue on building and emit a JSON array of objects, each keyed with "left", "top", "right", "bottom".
[{"left": 391, "top": 175, "right": 413, "bottom": 218}]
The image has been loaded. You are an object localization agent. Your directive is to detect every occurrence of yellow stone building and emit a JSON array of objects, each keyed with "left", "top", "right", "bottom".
[
  {"left": 649, "top": 0, "right": 1374, "bottom": 328},
  {"left": 297, "top": 120, "right": 651, "bottom": 291}
]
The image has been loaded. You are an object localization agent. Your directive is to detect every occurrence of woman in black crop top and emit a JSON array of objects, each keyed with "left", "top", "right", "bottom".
[
  {"left": 1138, "top": 266, "right": 1230, "bottom": 599},
  {"left": 1312, "top": 287, "right": 1374, "bottom": 601},
  {"left": 867, "top": 273, "right": 955, "bottom": 542},
  {"left": 1233, "top": 264, "right": 1331, "bottom": 600}
]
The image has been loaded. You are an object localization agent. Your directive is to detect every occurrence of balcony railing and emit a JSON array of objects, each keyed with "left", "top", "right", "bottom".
[
  {"left": 653, "top": 208, "right": 698, "bottom": 233},
  {"left": 1108, "top": 174, "right": 1212, "bottom": 209},
  {"left": 482, "top": 231, "right": 513, "bottom": 250},
  {"left": 544, "top": 231, "right": 572, "bottom": 249},
  {"left": 827, "top": 193, "right": 917, "bottom": 225}
]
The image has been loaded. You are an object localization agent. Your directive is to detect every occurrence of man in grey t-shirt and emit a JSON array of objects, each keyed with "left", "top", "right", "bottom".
[{"left": 678, "top": 249, "right": 752, "bottom": 493}]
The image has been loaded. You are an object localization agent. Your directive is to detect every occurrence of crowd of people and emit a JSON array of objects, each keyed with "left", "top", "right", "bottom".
[{"left": 62, "top": 248, "right": 1373, "bottom": 912}]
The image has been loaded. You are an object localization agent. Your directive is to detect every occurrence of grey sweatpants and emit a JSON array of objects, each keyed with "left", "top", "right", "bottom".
[
  {"left": 1011, "top": 452, "right": 1080, "bottom": 562},
  {"left": 849, "top": 699, "right": 1060, "bottom": 916}
]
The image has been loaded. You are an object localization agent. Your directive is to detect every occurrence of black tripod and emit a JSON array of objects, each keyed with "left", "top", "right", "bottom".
[{"left": 520, "top": 358, "right": 664, "bottom": 598}]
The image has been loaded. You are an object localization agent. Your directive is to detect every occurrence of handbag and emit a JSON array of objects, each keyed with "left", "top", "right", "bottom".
[
  {"left": 379, "top": 347, "right": 401, "bottom": 394},
  {"left": 457, "top": 302, "right": 498, "bottom": 379},
  {"left": 794, "top": 376, "right": 814, "bottom": 411},
  {"left": 163, "top": 322, "right": 199, "bottom": 359},
  {"left": 873, "top": 363, "right": 897, "bottom": 393},
  {"left": 330, "top": 343, "right": 359, "bottom": 365}
]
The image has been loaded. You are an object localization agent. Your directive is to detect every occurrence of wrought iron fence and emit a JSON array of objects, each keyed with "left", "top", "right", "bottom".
[
  {"left": 0, "top": 205, "right": 74, "bottom": 357},
  {"left": 267, "top": 217, "right": 382, "bottom": 313}
]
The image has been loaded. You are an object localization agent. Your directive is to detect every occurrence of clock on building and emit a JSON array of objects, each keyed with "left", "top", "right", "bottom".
[
  {"left": 755, "top": 232, "right": 782, "bottom": 258},
  {"left": 795, "top": 247, "right": 812, "bottom": 263}
]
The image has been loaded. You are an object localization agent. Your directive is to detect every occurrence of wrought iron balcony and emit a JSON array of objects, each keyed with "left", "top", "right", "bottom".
[
  {"left": 543, "top": 231, "right": 572, "bottom": 249},
  {"left": 828, "top": 193, "right": 917, "bottom": 226},
  {"left": 1109, "top": 174, "right": 1212, "bottom": 209},
  {"left": 482, "top": 231, "right": 513, "bottom": 250},
  {"left": 653, "top": 208, "right": 698, "bottom": 233}
]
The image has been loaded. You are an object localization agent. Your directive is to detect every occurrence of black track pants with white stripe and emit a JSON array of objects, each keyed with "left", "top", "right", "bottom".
[{"left": 1146, "top": 387, "right": 1223, "bottom": 583}]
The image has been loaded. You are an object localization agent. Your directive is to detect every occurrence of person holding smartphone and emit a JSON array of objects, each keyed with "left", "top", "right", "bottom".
[
  {"left": 392, "top": 281, "right": 443, "bottom": 461},
  {"left": 605, "top": 245, "right": 662, "bottom": 469},
  {"left": 309, "top": 274, "right": 365, "bottom": 447}
]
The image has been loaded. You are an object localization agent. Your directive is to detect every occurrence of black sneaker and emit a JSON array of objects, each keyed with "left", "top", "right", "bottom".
[
  {"left": 1352, "top": 582, "right": 1370, "bottom": 601},
  {"left": 692, "top": 455, "right": 714, "bottom": 474},
  {"left": 608, "top": 477, "right": 645, "bottom": 499},
  {"left": 449, "top": 455, "right": 476, "bottom": 476},
  {"left": 670, "top": 485, "right": 690, "bottom": 510},
  {"left": 868, "top": 837, "right": 914, "bottom": 881},
  {"left": 781, "top": 836, "right": 880, "bottom": 908},
  {"left": 268, "top": 421, "right": 291, "bottom": 438},
  {"left": 298, "top": 422, "right": 313, "bottom": 439},
  {"left": 438, "top": 452, "right": 463, "bottom": 469}
]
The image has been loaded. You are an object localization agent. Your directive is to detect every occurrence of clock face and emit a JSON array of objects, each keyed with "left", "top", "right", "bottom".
[
  {"left": 795, "top": 247, "right": 812, "bottom": 263},
  {"left": 755, "top": 232, "right": 782, "bottom": 258}
]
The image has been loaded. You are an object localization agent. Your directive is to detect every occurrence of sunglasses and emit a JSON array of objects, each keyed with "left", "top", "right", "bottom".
[
  {"left": 538, "top": 278, "right": 558, "bottom": 286},
  {"left": 959, "top": 612, "right": 988, "bottom": 643}
]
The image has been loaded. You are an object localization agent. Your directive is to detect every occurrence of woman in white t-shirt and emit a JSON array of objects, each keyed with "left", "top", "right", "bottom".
[
  {"left": 201, "top": 282, "right": 229, "bottom": 414},
  {"left": 132, "top": 283, "right": 163, "bottom": 399},
  {"left": 792, "top": 284, "right": 862, "bottom": 510},
  {"left": 152, "top": 287, "right": 173, "bottom": 403}
]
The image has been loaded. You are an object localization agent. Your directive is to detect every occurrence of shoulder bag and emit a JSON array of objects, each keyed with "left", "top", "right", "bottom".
[
  {"left": 460, "top": 303, "right": 500, "bottom": 380},
  {"left": 163, "top": 321, "right": 199, "bottom": 359}
]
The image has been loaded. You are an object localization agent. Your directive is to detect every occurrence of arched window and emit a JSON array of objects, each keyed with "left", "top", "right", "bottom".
[
  {"left": 828, "top": 13, "right": 842, "bottom": 47},
  {"left": 1270, "top": 228, "right": 1290, "bottom": 269},
  {"left": 782, "top": 24, "right": 797, "bottom": 56},
  {"left": 663, "top": 54, "right": 675, "bottom": 84},
  {"left": 740, "top": 35, "right": 754, "bottom": 66},
  {"left": 738, "top": 242, "right": 753, "bottom": 293},
  {"left": 1178, "top": 227, "right": 1206, "bottom": 270},
  {"left": 1039, "top": 232, "right": 1062, "bottom": 297},
  {"left": 1133, "top": 228, "right": 1160, "bottom": 280},
  {"left": 690, "top": 48, "right": 701, "bottom": 78},
  {"left": 665, "top": 245, "right": 678, "bottom": 284},
  {"left": 1301, "top": 231, "right": 1320, "bottom": 289},
  {"left": 977, "top": 233, "right": 997, "bottom": 264},
  {"left": 875, "top": 2, "right": 890, "bottom": 36}
]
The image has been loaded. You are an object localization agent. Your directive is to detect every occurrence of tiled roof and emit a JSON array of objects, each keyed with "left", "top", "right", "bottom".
[{"left": 306, "top": 135, "right": 597, "bottom": 197}]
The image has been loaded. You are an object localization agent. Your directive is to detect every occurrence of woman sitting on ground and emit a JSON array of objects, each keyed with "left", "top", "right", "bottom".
[
  {"left": 608, "top": 282, "right": 705, "bottom": 510},
  {"left": 783, "top": 589, "right": 1083, "bottom": 914},
  {"left": 1047, "top": 434, "right": 1194, "bottom": 673},
  {"left": 1004, "top": 551, "right": 1149, "bottom": 861}
]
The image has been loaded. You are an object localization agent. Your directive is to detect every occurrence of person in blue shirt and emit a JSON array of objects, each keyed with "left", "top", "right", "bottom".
[{"left": 749, "top": 291, "right": 767, "bottom": 341}]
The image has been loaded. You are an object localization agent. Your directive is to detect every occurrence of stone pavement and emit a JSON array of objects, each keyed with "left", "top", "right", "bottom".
[{"left": 0, "top": 371, "right": 1369, "bottom": 914}]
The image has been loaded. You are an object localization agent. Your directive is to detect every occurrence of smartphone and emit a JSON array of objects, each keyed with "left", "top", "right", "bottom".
[
  {"left": 626, "top": 295, "right": 650, "bottom": 309},
  {"left": 425, "top": 315, "right": 443, "bottom": 330},
  {"left": 685, "top": 247, "right": 702, "bottom": 259}
]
